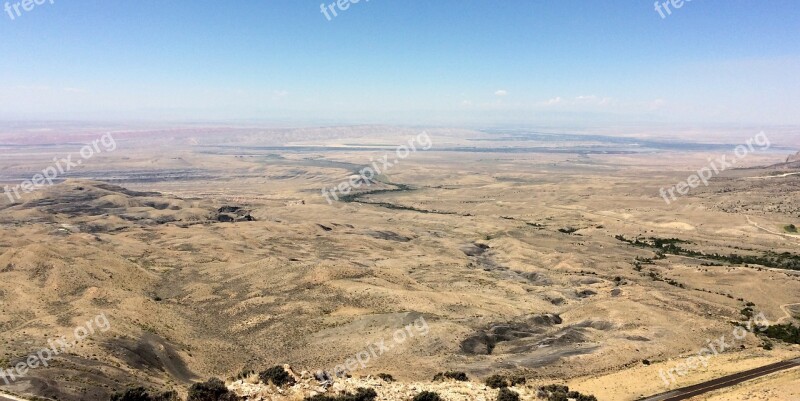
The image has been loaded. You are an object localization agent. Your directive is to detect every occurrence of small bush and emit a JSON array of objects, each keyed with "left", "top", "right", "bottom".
[
  {"left": 540, "top": 384, "right": 569, "bottom": 393},
  {"left": 377, "top": 373, "right": 394, "bottom": 383},
  {"left": 259, "top": 366, "right": 296, "bottom": 387},
  {"left": 483, "top": 373, "right": 526, "bottom": 389},
  {"left": 412, "top": 391, "right": 443, "bottom": 401},
  {"left": 111, "top": 387, "right": 152, "bottom": 401},
  {"left": 496, "top": 388, "right": 520, "bottom": 401},
  {"left": 432, "top": 371, "right": 469, "bottom": 382},
  {"left": 485, "top": 375, "right": 508, "bottom": 389},
  {"left": 537, "top": 384, "right": 596, "bottom": 401},
  {"left": 305, "top": 388, "right": 377, "bottom": 401},
  {"left": 154, "top": 392, "right": 180, "bottom": 401},
  {"left": 508, "top": 375, "right": 526, "bottom": 386},
  {"left": 235, "top": 369, "right": 255, "bottom": 380},
  {"left": 762, "top": 323, "right": 800, "bottom": 345},
  {"left": 111, "top": 388, "right": 180, "bottom": 401},
  {"left": 188, "top": 378, "right": 240, "bottom": 401}
]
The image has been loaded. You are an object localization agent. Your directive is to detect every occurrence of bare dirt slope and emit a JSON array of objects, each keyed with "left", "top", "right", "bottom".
[{"left": 0, "top": 125, "right": 798, "bottom": 401}]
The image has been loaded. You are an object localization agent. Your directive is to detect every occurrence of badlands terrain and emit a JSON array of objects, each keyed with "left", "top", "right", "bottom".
[{"left": 0, "top": 124, "right": 799, "bottom": 401}]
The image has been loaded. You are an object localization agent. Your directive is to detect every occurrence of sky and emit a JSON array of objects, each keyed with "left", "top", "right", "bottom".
[{"left": 0, "top": 0, "right": 798, "bottom": 126}]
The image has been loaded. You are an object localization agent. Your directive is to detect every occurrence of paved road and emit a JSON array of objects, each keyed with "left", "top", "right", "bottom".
[{"left": 640, "top": 358, "right": 800, "bottom": 401}]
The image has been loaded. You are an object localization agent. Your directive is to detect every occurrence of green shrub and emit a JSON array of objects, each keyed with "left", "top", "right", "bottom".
[
  {"left": 483, "top": 373, "right": 526, "bottom": 389},
  {"left": 110, "top": 388, "right": 179, "bottom": 401},
  {"left": 377, "top": 373, "right": 394, "bottom": 383},
  {"left": 110, "top": 387, "right": 152, "bottom": 401},
  {"left": 762, "top": 324, "right": 800, "bottom": 345},
  {"left": 412, "top": 391, "right": 443, "bottom": 401},
  {"left": 259, "top": 366, "right": 296, "bottom": 387},
  {"left": 485, "top": 375, "right": 508, "bottom": 389},
  {"left": 432, "top": 371, "right": 469, "bottom": 382},
  {"left": 187, "top": 378, "right": 240, "bottom": 401},
  {"left": 235, "top": 369, "right": 255, "bottom": 380},
  {"left": 540, "top": 384, "right": 569, "bottom": 393},
  {"left": 154, "top": 391, "right": 180, "bottom": 401},
  {"left": 496, "top": 388, "right": 520, "bottom": 401},
  {"left": 304, "top": 388, "right": 377, "bottom": 401},
  {"left": 537, "top": 385, "right": 597, "bottom": 401},
  {"left": 508, "top": 375, "right": 526, "bottom": 386}
]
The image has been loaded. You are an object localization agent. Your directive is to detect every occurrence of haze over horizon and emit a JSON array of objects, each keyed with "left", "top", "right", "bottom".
[
  {"left": 3, "top": 3, "right": 800, "bottom": 401},
  {"left": 1, "top": 1, "right": 799, "bottom": 126}
]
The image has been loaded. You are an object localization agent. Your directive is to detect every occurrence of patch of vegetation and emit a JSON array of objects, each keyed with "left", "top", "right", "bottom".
[
  {"left": 305, "top": 388, "right": 377, "bottom": 401},
  {"left": 741, "top": 304, "right": 756, "bottom": 319},
  {"left": 761, "top": 324, "right": 800, "bottom": 345},
  {"left": 485, "top": 374, "right": 508, "bottom": 389},
  {"left": 432, "top": 371, "right": 469, "bottom": 382},
  {"left": 496, "top": 388, "right": 520, "bottom": 401},
  {"left": 786, "top": 224, "right": 798, "bottom": 233},
  {"left": 646, "top": 270, "right": 686, "bottom": 288},
  {"left": 615, "top": 235, "right": 800, "bottom": 271},
  {"left": 234, "top": 369, "right": 255, "bottom": 381},
  {"left": 377, "top": 373, "right": 394, "bottom": 383},
  {"left": 486, "top": 375, "right": 527, "bottom": 389},
  {"left": 412, "top": 391, "right": 443, "bottom": 401},
  {"left": 365, "top": 201, "right": 459, "bottom": 215},
  {"left": 110, "top": 388, "right": 179, "bottom": 401},
  {"left": 187, "top": 378, "right": 240, "bottom": 401},
  {"left": 537, "top": 384, "right": 597, "bottom": 401},
  {"left": 259, "top": 366, "right": 296, "bottom": 387},
  {"left": 337, "top": 181, "right": 458, "bottom": 214}
]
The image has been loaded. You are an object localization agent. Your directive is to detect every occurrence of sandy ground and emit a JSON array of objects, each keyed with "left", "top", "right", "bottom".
[{"left": 0, "top": 125, "right": 798, "bottom": 400}]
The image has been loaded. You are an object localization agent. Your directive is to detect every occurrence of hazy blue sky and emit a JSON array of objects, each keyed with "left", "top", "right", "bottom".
[{"left": 1, "top": 0, "right": 798, "bottom": 125}]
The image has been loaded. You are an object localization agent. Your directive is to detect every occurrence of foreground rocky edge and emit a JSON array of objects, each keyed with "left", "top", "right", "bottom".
[{"left": 109, "top": 365, "right": 598, "bottom": 401}]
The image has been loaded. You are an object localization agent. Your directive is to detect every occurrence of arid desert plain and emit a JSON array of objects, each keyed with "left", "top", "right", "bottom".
[{"left": 1, "top": 124, "right": 799, "bottom": 401}]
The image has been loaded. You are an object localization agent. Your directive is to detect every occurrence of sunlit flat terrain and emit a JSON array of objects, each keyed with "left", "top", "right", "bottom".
[{"left": 1, "top": 125, "right": 798, "bottom": 400}]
